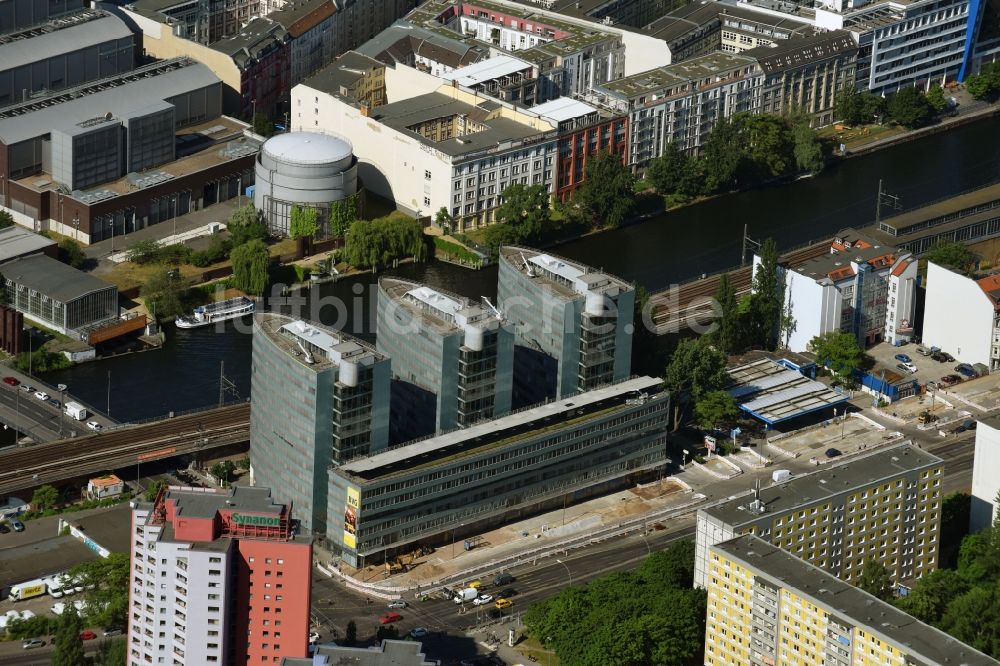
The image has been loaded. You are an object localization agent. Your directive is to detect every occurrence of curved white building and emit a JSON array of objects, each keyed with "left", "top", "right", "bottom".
[{"left": 253, "top": 132, "right": 358, "bottom": 237}]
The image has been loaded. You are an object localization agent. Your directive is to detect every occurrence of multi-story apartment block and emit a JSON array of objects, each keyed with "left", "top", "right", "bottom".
[
  {"left": 718, "top": 3, "right": 816, "bottom": 53},
  {"left": 353, "top": 21, "right": 488, "bottom": 78},
  {"left": 250, "top": 313, "right": 390, "bottom": 534},
  {"left": 751, "top": 30, "right": 858, "bottom": 126},
  {"left": 497, "top": 246, "right": 634, "bottom": 405},
  {"left": 268, "top": 0, "right": 339, "bottom": 86},
  {"left": 328, "top": 376, "right": 668, "bottom": 567},
  {"left": 513, "top": 0, "right": 685, "bottom": 30},
  {"left": 205, "top": 18, "right": 291, "bottom": 119},
  {"left": 442, "top": 55, "right": 539, "bottom": 106},
  {"left": 643, "top": 2, "right": 724, "bottom": 63},
  {"left": 376, "top": 277, "right": 513, "bottom": 442},
  {"left": 923, "top": 261, "right": 1000, "bottom": 370},
  {"left": 761, "top": 229, "right": 917, "bottom": 353},
  {"left": 0, "top": 9, "right": 137, "bottom": 107},
  {"left": 127, "top": 486, "right": 312, "bottom": 666},
  {"left": 694, "top": 443, "right": 944, "bottom": 589},
  {"left": 589, "top": 52, "right": 762, "bottom": 168},
  {"left": 704, "top": 535, "right": 999, "bottom": 666},
  {"left": 971, "top": 414, "right": 1000, "bottom": 533},
  {"left": 293, "top": 79, "right": 558, "bottom": 227}
]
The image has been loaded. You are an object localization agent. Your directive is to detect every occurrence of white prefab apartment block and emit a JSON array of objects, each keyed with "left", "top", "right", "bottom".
[
  {"left": 972, "top": 415, "right": 1000, "bottom": 533},
  {"left": 923, "top": 262, "right": 1000, "bottom": 369},
  {"left": 758, "top": 231, "right": 917, "bottom": 353}
]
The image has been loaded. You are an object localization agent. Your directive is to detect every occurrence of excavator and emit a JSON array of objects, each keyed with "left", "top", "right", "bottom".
[{"left": 384, "top": 545, "right": 436, "bottom": 575}]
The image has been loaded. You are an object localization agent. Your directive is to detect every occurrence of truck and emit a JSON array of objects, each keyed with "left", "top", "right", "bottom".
[
  {"left": 9, "top": 579, "right": 46, "bottom": 602},
  {"left": 453, "top": 588, "right": 479, "bottom": 604},
  {"left": 64, "top": 402, "right": 88, "bottom": 421}
]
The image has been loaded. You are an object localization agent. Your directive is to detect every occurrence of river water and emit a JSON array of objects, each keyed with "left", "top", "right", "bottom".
[{"left": 46, "top": 117, "right": 1000, "bottom": 421}]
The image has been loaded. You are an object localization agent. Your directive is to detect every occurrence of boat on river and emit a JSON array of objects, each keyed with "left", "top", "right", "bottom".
[{"left": 175, "top": 296, "right": 255, "bottom": 329}]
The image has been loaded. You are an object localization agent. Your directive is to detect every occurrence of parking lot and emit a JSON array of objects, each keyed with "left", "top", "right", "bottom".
[
  {"left": 767, "top": 415, "right": 901, "bottom": 460},
  {"left": 865, "top": 342, "right": 970, "bottom": 389}
]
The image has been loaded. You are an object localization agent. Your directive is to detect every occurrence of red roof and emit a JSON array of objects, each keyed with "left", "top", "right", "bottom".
[
  {"left": 828, "top": 266, "right": 856, "bottom": 281},
  {"left": 890, "top": 260, "right": 910, "bottom": 277}
]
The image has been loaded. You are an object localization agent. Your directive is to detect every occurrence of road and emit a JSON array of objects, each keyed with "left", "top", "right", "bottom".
[
  {"left": 0, "top": 636, "right": 118, "bottom": 665},
  {"left": 0, "top": 403, "right": 249, "bottom": 495}
]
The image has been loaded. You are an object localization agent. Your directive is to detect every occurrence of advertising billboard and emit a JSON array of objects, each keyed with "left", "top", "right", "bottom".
[{"left": 344, "top": 487, "right": 360, "bottom": 550}]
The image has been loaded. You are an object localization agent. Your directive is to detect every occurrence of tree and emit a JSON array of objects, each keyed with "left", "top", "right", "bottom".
[
  {"left": 925, "top": 239, "right": 977, "bottom": 273},
  {"left": 142, "top": 268, "right": 185, "bottom": 320},
  {"left": 495, "top": 183, "right": 551, "bottom": 242},
  {"left": 809, "top": 331, "right": 863, "bottom": 379},
  {"left": 289, "top": 205, "right": 319, "bottom": 240},
  {"left": 342, "top": 215, "right": 427, "bottom": 269},
  {"left": 747, "top": 238, "right": 784, "bottom": 350},
  {"left": 126, "top": 239, "right": 162, "bottom": 264},
  {"left": 857, "top": 558, "right": 894, "bottom": 601},
  {"left": 231, "top": 239, "right": 270, "bottom": 296},
  {"left": 835, "top": 88, "right": 887, "bottom": 125},
  {"left": 482, "top": 222, "right": 521, "bottom": 255},
  {"left": 573, "top": 150, "right": 634, "bottom": 229},
  {"left": 966, "top": 61, "right": 1000, "bottom": 101},
  {"left": 57, "top": 238, "right": 86, "bottom": 269},
  {"left": 252, "top": 112, "right": 274, "bottom": 136},
  {"left": 0, "top": 270, "right": 7, "bottom": 305},
  {"left": 70, "top": 552, "right": 130, "bottom": 628},
  {"left": 739, "top": 114, "right": 795, "bottom": 183},
  {"left": 0, "top": 210, "right": 13, "bottom": 229},
  {"left": 345, "top": 620, "right": 358, "bottom": 645},
  {"left": 433, "top": 207, "right": 452, "bottom": 234},
  {"left": 210, "top": 460, "right": 236, "bottom": 487},
  {"left": 792, "top": 120, "right": 824, "bottom": 174},
  {"left": 31, "top": 484, "right": 59, "bottom": 511},
  {"left": 329, "top": 197, "right": 359, "bottom": 239},
  {"left": 887, "top": 86, "right": 934, "bottom": 129},
  {"left": 710, "top": 272, "right": 741, "bottom": 353},
  {"left": 694, "top": 390, "right": 739, "bottom": 430},
  {"left": 663, "top": 338, "right": 729, "bottom": 430},
  {"left": 939, "top": 585, "right": 1000, "bottom": 656},
  {"left": 51, "top": 603, "right": 86, "bottom": 666},
  {"left": 896, "top": 568, "right": 968, "bottom": 624},
  {"left": 647, "top": 142, "right": 689, "bottom": 195},
  {"left": 926, "top": 84, "right": 949, "bottom": 113},
  {"left": 144, "top": 479, "right": 166, "bottom": 502},
  {"left": 700, "top": 118, "right": 742, "bottom": 193},
  {"left": 228, "top": 205, "right": 268, "bottom": 246},
  {"left": 94, "top": 639, "right": 128, "bottom": 666},
  {"left": 375, "top": 624, "right": 399, "bottom": 641},
  {"left": 236, "top": 456, "right": 251, "bottom": 472}
]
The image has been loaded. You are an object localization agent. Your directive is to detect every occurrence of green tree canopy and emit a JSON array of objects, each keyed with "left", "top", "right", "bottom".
[
  {"left": 57, "top": 238, "right": 86, "bottom": 269},
  {"left": 747, "top": 238, "right": 786, "bottom": 350},
  {"left": 0, "top": 210, "right": 13, "bottom": 229},
  {"left": 144, "top": 479, "right": 166, "bottom": 502},
  {"left": 231, "top": 239, "right": 270, "bottom": 295},
  {"left": 228, "top": 205, "right": 268, "bottom": 246},
  {"left": 289, "top": 205, "right": 319, "bottom": 240},
  {"left": 888, "top": 86, "right": 934, "bottom": 129},
  {"left": 809, "top": 330, "right": 863, "bottom": 378},
  {"left": 52, "top": 603, "right": 86, "bottom": 666},
  {"left": 31, "top": 484, "right": 59, "bottom": 511},
  {"left": 896, "top": 568, "right": 969, "bottom": 624},
  {"left": 141, "top": 268, "right": 185, "bottom": 320},
  {"left": 342, "top": 215, "right": 427, "bottom": 269},
  {"left": 70, "top": 552, "right": 130, "bottom": 628},
  {"left": 94, "top": 638, "right": 128, "bottom": 666},
  {"left": 792, "top": 119, "right": 824, "bottom": 174},
  {"left": 709, "top": 272, "right": 741, "bottom": 353},
  {"left": 926, "top": 84, "right": 950, "bottom": 113},
  {"left": 573, "top": 150, "right": 634, "bottom": 229},
  {"left": 647, "top": 142, "right": 689, "bottom": 195},
  {"left": 329, "top": 197, "right": 359, "bottom": 239},
  {"left": 966, "top": 62, "right": 1000, "bottom": 101},
  {"left": 495, "top": 183, "right": 551, "bottom": 242},
  {"left": 482, "top": 222, "right": 521, "bottom": 255},
  {"left": 924, "top": 240, "right": 977, "bottom": 273},
  {"left": 858, "top": 558, "right": 894, "bottom": 601},
  {"left": 210, "top": 460, "right": 236, "bottom": 487},
  {"left": 663, "top": 338, "right": 729, "bottom": 430},
  {"left": 694, "top": 390, "right": 739, "bottom": 430},
  {"left": 835, "top": 88, "right": 887, "bottom": 125}
]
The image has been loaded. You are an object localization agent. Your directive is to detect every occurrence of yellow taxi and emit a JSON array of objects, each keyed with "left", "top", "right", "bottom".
[
  {"left": 467, "top": 581, "right": 482, "bottom": 589},
  {"left": 495, "top": 598, "right": 513, "bottom": 610}
]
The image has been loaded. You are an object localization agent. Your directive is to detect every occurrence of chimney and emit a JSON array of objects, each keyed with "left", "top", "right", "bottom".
[{"left": 360, "top": 103, "right": 370, "bottom": 117}]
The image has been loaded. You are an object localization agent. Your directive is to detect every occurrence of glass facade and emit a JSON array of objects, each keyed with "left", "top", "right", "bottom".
[{"left": 4, "top": 276, "right": 116, "bottom": 333}]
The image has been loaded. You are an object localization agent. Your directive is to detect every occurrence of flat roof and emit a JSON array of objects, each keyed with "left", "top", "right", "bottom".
[
  {"left": 338, "top": 376, "right": 663, "bottom": 479},
  {"left": 0, "top": 535, "right": 100, "bottom": 586},
  {"left": 283, "top": 639, "right": 439, "bottom": 666},
  {"left": 530, "top": 97, "right": 599, "bottom": 123},
  {"left": 703, "top": 443, "right": 942, "bottom": 527},
  {"left": 598, "top": 51, "right": 759, "bottom": 99},
  {"left": 500, "top": 245, "right": 632, "bottom": 300},
  {"left": 267, "top": 0, "right": 336, "bottom": 36},
  {"left": 354, "top": 22, "right": 486, "bottom": 70},
  {"left": 68, "top": 503, "right": 132, "bottom": 554},
  {"left": 166, "top": 485, "right": 286, "bottom": 520},
  {"left": 441, "top": 54, "right": 533, "bottom": 86},
  {"left": 0, "top": 226, "right": 56, "bottom": 261},
  {"left": 0, "top": 58, "right": 219, "bottom": 145},
  {"left": 255, "top": 312, "right": 384, "bottom": 372},
  {"left": 727, "top": 358, "right": 848, "bottom": 424},
  {"left": 713, "top": 535, "right": 1000, "bottom": 666},
  {"left": 0, "top": 254, "right": 115, "bottom": 303},
  {"left": 301, "top": 51, "right": 385, "bottom": 98},
  {"left": 877, "top": 182, "right": 1000, "bottom": 234},
  {"left": 0, "top": 11, "right": 133, "bottom": 73},
  {"left": 380, "top": 277, "right": 500, "bottom": 336},
  {"left": 370, "top": 90, "right": 553, "bottom": 158},
  {"left": 643, "top": 1, "right": 724, "bottom": 43},
  {"left": 747, "top": 30, "right": 857, "bottom": 74}
]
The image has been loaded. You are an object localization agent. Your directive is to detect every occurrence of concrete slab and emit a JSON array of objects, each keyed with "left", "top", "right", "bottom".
[
  {"left": 944, "top": 371, "right": 1000, "bottom": 411},
  {"left": 768, "top": 416, "right": 893, "bottom": 458},
  {"left": 865, "top": 342, "right": 949, "bottom": 388}
]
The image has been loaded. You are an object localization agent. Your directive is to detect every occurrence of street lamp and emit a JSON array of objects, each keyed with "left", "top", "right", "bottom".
[
  {"left": 172, "top": 195, "right": 178, "bottom": 239},
  {"left": 73, "top": 214, "right": 80, "bottom": 243},
  {"left": 57, "top": 384, "right": 67, "bottom": 437},
  {"left": 451, "top": 522, "right": 465, "bottom": 559},
  {"left": 555, "top": 558, "right": 572, "bottom": 587}
]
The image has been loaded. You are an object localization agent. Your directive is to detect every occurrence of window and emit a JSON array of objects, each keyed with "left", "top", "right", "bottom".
[
  {"left": 423, "top": 197, "right": 431, "bottom": 207},
  {"left": 424, "top": 170, "right": 432, "bottom": 180}
]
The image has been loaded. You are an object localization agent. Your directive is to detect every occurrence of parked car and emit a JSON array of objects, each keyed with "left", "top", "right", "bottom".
[
  {"left": 79, "top": 630, "right": 97, "bottom": 641},
  {"left": 825, "top": 448, "right": 842, "bottom": 458},
  {"left": 896, "top": 363, "right": 917, "bottom": 375},
  {"left": 86, "top": 421, "right": 102, "bottom": 431},
  {"left": 308, "top": 631, "right": 320, "bottom": 644},
  {"left": 916, "top": 346, "right": 931, "bottom": 356},
  {"left": 48, "top": 399, "right": 60, "bottom": 408},
  {"left": 955, "top": 363, "right": 977, "bottom": 378},
  {"left": 495, "top": 598, "right": 514, "bottom": 610},
  {"left": 102, "top": 627, "right": 124, "bottom": 636},
  {"left": 10, "top": 518, "right": 25, "bottom": 532},
  {"left": 0, "top": 523, "right": 10, "bottom": 534},
  {"left": 387, "top": 600, "right": 407, "bottom": 609},
  {"left": 931, "top": 352, "right": 948, "bottom": 362},
  {"left": 34, "top": 391, "right": 49, "bottom": 401},
  {"left": 942, "top": 352, "right": 955, "bottom": 362},
  {"left": 466, "top": 580, "right": 482, "bottom": 589},
  {"left": 19, "top": 384, "right": 32, "bottom": 392},
  {"left": 894, "top": 353, "right": 913, "bottom": 364},
  {"left": 493, "top": 573, "right": 515, "bottom": 587},
  {"left": 379, "top": 613, "right": 402, "bottom": 625},
  {"left": 22, "top": 638, "right": 45, "bottom": 649},
  {"left": 2, "top": 376, "right": 19, "bottom": 386},
  {"left": 410, "top": 627, "right": 429, "bottom": 638},
  {"left": 940, "top": 374, "right": 962, "bottom": 387},
  {"left": 497, "top": 588, "right": 517, "bottom": 599},
  {"left": 473, "top": 594, "right": 494, "bottom": 606}
]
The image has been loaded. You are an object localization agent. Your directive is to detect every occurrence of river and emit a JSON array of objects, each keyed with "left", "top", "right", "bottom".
[{"left": 45, "top": 116, "right": 1000, "bottom": 421}]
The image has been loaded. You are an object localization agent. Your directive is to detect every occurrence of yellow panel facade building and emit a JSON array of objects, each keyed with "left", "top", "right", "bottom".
[
  {"left": 694, "top": 444, "right": 943, "bottom": 589},
  {"left": 704, "top": 535, "right": 999, "bottom": 666}
]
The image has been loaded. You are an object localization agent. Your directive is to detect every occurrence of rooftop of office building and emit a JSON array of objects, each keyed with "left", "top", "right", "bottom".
[
  {"left": 164, "top": 485, "right": 285, "bottom": 520},
  {"left": 792, "top": 231, "right": 906, "bottom": 283},
  {"left": 267, "top": 0, "right": 337, "bottom": 36},
  {"left": 713, "top": 535, "right": 1000, "bottom": 666},
  {"left": 0, "top": 10, "right": 133, "bottom": 72},
  {"left": 441, "top": 54, "right": 534, "bottom": 87},
  {"left": 642, "top": 1, "right": 725, "bottom": 43},
  {"left": 206, "top": 17, "right": 287, "bottom": 63},
  {"left": 597, "top": 51, "right": 759, "bottom": 99},
  {"left": 747, "top": 29, "right": 857, "bottom": 74},
  {"left": 703, "top": 443, "right": 942, "bottom": 527},
  {"left": 0, "top": 57, "right": 218, "bottom": 145},
  {"left": 359, "top": 89, "right": 554, "bottom": 158},
  {"left": 500, "top": 245, "right": 632, "bottom": 300},
  {"left": 338, "top": 376, "right": 664, "bottom": 481},
  {"left": 255, "top": 312, "right": 385, "bottom": 373},
  {"left": 379, "top": 277, "right": 502, "bottom": 336},
  {"left": 353, "top": 21, "right": 487, "bottom": 70},
  {"left": 301, "top": 51, "right": 385, "bottom": 99}
]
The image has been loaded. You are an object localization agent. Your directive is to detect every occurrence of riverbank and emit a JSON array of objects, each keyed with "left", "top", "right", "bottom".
[{"left": 839, "top": 102, "right": 1000, "bottom": 158}]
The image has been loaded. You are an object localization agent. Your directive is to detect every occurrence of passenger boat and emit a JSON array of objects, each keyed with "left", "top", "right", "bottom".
[{"left": 175, "top": 296, "right": 255, "bottom": 329}]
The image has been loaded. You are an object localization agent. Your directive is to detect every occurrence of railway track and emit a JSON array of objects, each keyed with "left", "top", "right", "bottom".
[{"left": 0, "top": 403, "right": 250, "bottom": 494}]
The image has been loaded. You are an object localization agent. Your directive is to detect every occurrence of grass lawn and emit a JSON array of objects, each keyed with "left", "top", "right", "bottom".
[
  {"left": 818, "top": 123, "right": 907, "bottom": 150},
  {"left": 104, "top": 261, "right": 207, "bottom": 292},
  {"left": 515, "top": 636, "right": 559, "bottom": 665}
]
